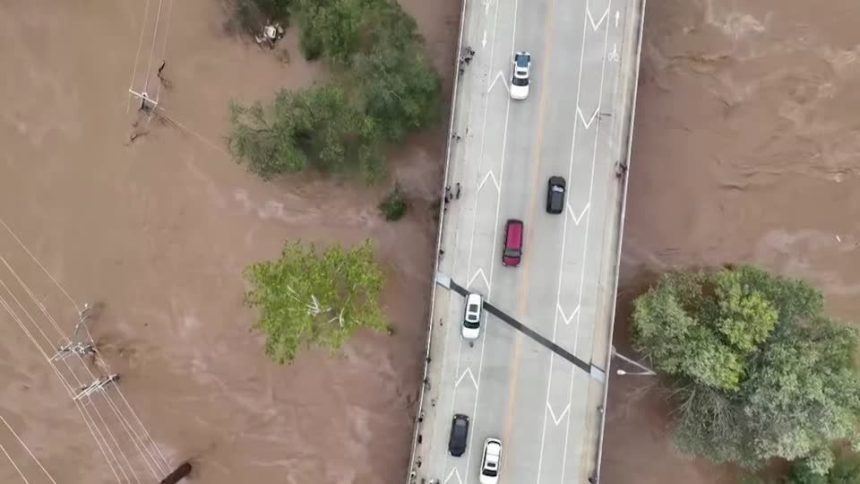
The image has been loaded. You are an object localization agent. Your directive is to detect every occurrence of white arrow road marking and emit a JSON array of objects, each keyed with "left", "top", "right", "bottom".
[
  {"left": 577, "top": 107, "right": 600, "bottom": 129},
  {"left": 487, "top": 71, "right": 509, "bottom": 94},
  {"left": 477, "top": 170, "right": 501, "bottom": 192},
  {"left": 456, "top": 368, "right": 479, "bottom": 389},
  {"left": 557, "top": 304, "right": 580, "bottom": 326},
  {"left": 587, "top": 3, "right": 612, "bottom": 31},
  {"left": 615, "top": 9, "right": 620, "bottom": 28},
  {"left": 482, "top": 30, "right": 488, "bottom": 48},
  {"left": 468, "top": 268, "right": 491, "bottom": 291},
  {"left": 445, "top": 467, "right": 464, "bottom": 484},
  {"left": 547, "top": 401, "right": 571, "bottom": 425},
  {"left": 483, "top": 0, "right": 491, "bottom": 14},
  {"left": 567, "top": 203, "right": 590, "bottom": 226}
]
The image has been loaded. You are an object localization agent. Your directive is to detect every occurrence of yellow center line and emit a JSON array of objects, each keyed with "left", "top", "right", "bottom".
[{"left": 499, "top": 0, "right": 559, "bottom": 475}]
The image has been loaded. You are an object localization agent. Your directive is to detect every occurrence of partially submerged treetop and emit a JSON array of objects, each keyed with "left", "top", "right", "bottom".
[
  {"left": 245, "top": 240, "right": 387, "bottom": 363},
  {"left": 632, "top": 265, "right": 860, "bottom": 472}
]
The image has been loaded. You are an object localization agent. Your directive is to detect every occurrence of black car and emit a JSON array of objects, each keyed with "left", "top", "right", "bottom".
[
  {"left": 448, "top": 414, "right": 470, "bottom": 457},
  {"left": 546, "top": 176, "right": 566, "bottom": 214}
]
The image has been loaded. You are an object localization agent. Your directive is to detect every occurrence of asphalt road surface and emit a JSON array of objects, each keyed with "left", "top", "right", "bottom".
[{"left": 409, "top": 0, "right": 643, "bottom": 482}]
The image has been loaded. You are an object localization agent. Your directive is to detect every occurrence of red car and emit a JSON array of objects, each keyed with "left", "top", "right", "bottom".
[{"left": 502, "top": 219, "right": 523, "bottom": 267}]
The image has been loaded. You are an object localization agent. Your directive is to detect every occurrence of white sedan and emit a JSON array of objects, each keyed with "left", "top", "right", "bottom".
[
  {"left": 480, "top": 438, "right": 502, "bottom": 484},
  {"left": 461, "top": 293, "right": 483, "bottom": 340}
]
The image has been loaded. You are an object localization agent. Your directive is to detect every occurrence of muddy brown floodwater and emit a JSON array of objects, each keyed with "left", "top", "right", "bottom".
[
  {"left": 0, "top": 0, "right": 459, "bottom": 483},
  {"left": 602, "top": 0, "right": 860, "bottom": 483}
]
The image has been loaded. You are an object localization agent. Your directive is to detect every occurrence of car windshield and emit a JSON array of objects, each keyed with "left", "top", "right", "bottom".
[
  {"left": 512, "top": 76, "right": 529, "bottom": 86},
  {"left": 464, "top": 306, "right": 480, "bottom": 327},
  {"left": 504, "top": 248, "right": 519, "bottom": 257},
  {"left": 483, "top": 469, "right": 498, "bottom": 477}
]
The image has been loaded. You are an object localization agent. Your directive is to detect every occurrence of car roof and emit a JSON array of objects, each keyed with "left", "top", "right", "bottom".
[
  {"left": 514, "top": 52, "right": 531, "bottom": 66},
  {"left": 505, "top": 219, "right": 523, "bottom": 244}
]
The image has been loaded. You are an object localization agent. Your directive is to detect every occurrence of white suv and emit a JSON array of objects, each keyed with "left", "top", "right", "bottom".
[
  {"left": 480, "top": 438, "right": 502, "bottom": 484},
  {"left": 461, "top": 293, "right": 483, "bottom": 340},
  {"left": 510, "top": 51, "right": 532, "bottom": 100}
]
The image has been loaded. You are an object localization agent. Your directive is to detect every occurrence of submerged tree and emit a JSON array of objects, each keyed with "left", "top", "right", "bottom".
[
  {"left": 228, "top": 0, "right": 440, "bottom": 181},
  {"left": 245, "top": 240, "right": 387, "bottom": 363},
  {"left": 633, "top": 265, "right": 860, "bottom": 472},
  {"left": 229, "top": 85, "right": 381, "bottom": 179}
]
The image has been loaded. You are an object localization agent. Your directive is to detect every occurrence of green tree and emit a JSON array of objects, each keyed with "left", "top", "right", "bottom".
[
  {"left": 789, "top": 450, "right": 860, "bottom": 484},
  {"left": 351, "top": 1, "right": 440, "bottom": 141},
  {"left": 294, "top": 0, "right": 365, "bottom": 62},
  {"left": 229, "top": 85, "right": 382, "bottom": 179},
  {"left": 354, "top": 44, "right": 440, "bottom": 142},
  {"left": 245, "top": 240, "right": 388, "bottom": 363},
  {"left": 632, "top": 265, "right": 860, "bottom": 471},
  {"left": 378, "top": 183, "right": 407, "bottom": 221},
  {"left": 228, "top": 0, "right": 441, "bottom": 182}
]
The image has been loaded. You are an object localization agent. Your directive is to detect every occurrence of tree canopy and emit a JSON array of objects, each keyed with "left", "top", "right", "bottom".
[
  {"left": 229, "top": 85, "right": 378, "bottom": 179},
  {"left": 789, "top": 449, "right": 860, "bottom": 484},
  {"left": 632, "top": 265, "right": 860, "bottom": 472},
  {"left": 229, "top": 0, "right": 440, "bottom": 181},
  {"left": 245, "top": 240, "right": 387, "bottom": 363}
]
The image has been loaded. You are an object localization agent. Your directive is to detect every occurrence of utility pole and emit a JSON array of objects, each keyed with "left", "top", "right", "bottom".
[
  {"left": 74, "top": 374, "right": 120, "bottom": 400},
  {"left": 52, "top": 302, "right": 98, "bottom": 362}
]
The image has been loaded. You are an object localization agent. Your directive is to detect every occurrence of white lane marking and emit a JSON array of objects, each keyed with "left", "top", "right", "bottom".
[
  {"left": 482, "top": 30, "right": 488, "bottom": 47},
  {"left": 587, "top": 3, "right": 611, "bottom": 31},
  {"left": 560, "top": 1, "right": 615, "bottom": 482},
  {"left": 547, "top": 402, "right": 571, "bottom": 426},
  {"left": 557, "top": 304, "right": 580, "bottom": 326},
  {"left": 484, "top": 0, "right": 491, "bottom": 14},
  {"left": 456, "top": 368, "right": 479, "bottom": 389},
  {"left": 577, "top": 107, "right": 600, "bottom": 129},
  {"left": 477, "top": 170, "right": 501, "bottom": 192},
  {"left": 615, "top": 10, "right": 620, "bottom": 28},
  {"left": 446, "top": 467, "right": 464, "bottom": 484},
  {"left": 536, "top": 0, "right": 608, "bottom": 479},
  {"left": 468, "top": 268, "right": 492, "bottom": 291},
  {"left": 488, "top": 71, "right": 509, "bottom": 95},
  {"left": 567, "top": 202, "right": 590, "bottom": 226}
]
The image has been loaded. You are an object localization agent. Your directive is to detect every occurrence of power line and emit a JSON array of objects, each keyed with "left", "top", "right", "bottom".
[
  {"left": 0, "top": 290, "right": 134, "bottom": 482},
  {"left": 0, "top": 440, "right": 29, "bottom": 484},
  {"left": 0, "top": 217, "right": 171, "bottom": 478},
  {"left": 0, "top": 277, "right": 152, "bottom": 481},
  {"left": 0, "top": 414, "right": 59, "bottom": 484}
]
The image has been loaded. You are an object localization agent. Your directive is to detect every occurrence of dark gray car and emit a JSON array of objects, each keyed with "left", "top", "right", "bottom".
[
  {"left": 448, "top": 414, "right": 470, "bottom": 457},
  {"left": 546, "top": 176, "right": 566, "bottom": 214}
]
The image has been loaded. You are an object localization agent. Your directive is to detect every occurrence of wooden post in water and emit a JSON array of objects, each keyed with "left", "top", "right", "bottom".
[{"left": 160, "top": 462, "right": 192, "bottom": 484}]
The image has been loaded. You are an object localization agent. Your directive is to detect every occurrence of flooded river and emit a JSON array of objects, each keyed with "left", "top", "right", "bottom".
[{"left": 602, "top": 0, "right": 860, "bottom": 482}]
